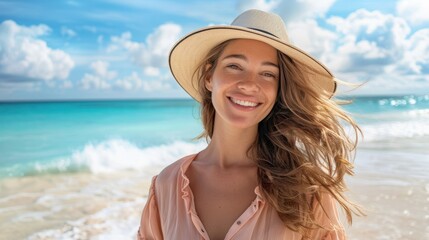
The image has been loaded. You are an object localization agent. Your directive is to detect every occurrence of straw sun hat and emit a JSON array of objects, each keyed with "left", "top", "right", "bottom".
[{"left": 169, "top": 9, "right": 337, "bottom": 102}]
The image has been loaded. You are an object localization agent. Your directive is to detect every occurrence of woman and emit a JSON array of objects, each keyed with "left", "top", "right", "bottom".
[{"left": 138, "top": 9, "right": 361, "bottom": 240}]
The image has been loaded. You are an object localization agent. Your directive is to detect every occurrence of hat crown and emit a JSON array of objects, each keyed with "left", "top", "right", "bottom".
[{"left": 231, "top": 9, "right": 290, "bottom": 43}]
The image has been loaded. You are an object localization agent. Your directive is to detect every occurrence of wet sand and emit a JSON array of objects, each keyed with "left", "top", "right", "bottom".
[
  {"left": 0, "top": 171, "right": 153, "bottom": 240},
  {"left": 345, "top": 148, "right": 429, "bottom": 239},
  {"left": 346, "top": 173, "right": 429, "bottom": 239}
]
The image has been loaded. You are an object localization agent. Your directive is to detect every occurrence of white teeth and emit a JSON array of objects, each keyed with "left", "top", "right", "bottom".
[{"left": 230, "top": 97, "right": 258, "bottom": 107}]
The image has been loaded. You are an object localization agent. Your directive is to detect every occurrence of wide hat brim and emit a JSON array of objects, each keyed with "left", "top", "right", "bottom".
[{"left": 169, "top": 25, "right": 337, "bottom": 102}]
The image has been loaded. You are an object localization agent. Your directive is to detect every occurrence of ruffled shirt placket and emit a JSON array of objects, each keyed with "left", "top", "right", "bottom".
[
  {"left": 224, "top": 188, "right": 265, "bottom": 240},
  {"left": 181, "top": 159, "right": 210, "bottom": 239}
]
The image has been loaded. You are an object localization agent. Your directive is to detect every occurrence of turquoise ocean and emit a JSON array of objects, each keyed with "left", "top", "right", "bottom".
[
  {"left": 0, "top": 99, "right": 204, "bottom": 178},
  {"left": 1, "top": 95, "right": 429, "bottom": 239},
  {"left": 1, "top": 95, "right": 429, "bottom": 178}
]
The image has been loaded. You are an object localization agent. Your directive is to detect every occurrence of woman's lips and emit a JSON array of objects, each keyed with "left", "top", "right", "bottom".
[{"left": 227, "top": 96, "right": 261, "bottom": 110}]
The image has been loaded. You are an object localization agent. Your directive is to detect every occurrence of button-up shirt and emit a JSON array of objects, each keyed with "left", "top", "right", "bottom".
[{"left": 138, "top": 154, "right": 345, "bottom": 240}]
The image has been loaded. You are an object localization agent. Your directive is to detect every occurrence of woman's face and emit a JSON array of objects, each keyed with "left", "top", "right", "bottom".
[{"left": 206, "top": 39, "right": 279, "bottom": 129}]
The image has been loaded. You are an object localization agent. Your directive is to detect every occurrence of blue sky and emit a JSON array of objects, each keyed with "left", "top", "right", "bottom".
[{"left": 0, "top": 0, "right": 428, "bottom": 100}]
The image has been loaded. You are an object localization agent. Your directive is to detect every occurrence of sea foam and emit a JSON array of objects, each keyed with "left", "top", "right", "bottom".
[
  {"left": 361, "top": 119, "right": 429, "bottom": 142},
  {"left": 70, "top": 139, "right": 207, "bottom": 173},
  {"left": 28, "top": 139, "right": 207, "bottom": 176},
  {"left": 348, "top": 108, "right": 429, "bottom": 143}
]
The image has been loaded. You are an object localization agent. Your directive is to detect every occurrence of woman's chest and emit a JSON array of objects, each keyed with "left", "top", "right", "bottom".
[{"left": 186, "top": 165, "right": 258, "bottom": 239}]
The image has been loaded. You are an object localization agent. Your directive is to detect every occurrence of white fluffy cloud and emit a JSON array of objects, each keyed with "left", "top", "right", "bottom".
[
  {"left": 323, "top": 9, "right": 429, "bottom": 93},
  {"left": 61, "top": 80, "right": 73, "bottom": 89},
  {"left": 397, "top": 0, "right": 429, "bottom": 26},
  {"left": 114, "top": 71, "right": 171, "bottom": 91},
  {"left": 404, "top": 29, "right": 429, "bottom": 74},
  {"left": 80, "top": 61, "right": 115, "bottom": 90},
  {"left": 91, "top": 61, "right": 117, "bottom": 79},
  {"left": 142, "top": 80, "right": 171, "bottom": 92},
  {"left": 80, "top": 22, "right": 180, "bottom": 92},
  {"left": 287, "top": 19, "right": 337, "bottom": 61},
  {"left": 0, "top": 20, "right": 75, "bottom": 82},
  {"left": 108, "top": 23, "right": 182, "bottom": 76},
  {"left": 80, "top": 61, "right": 171, "bottom": 91},
  {"left": 114, "top": 72, "right": 142, "bottom": 90},
  {"left": 327, "top": 9, "right": 410, "bottom": 74}
]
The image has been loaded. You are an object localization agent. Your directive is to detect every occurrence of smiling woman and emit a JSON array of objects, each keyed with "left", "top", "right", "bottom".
[{"left": 138, "top": 9, "right": 362, "bottom": 240}]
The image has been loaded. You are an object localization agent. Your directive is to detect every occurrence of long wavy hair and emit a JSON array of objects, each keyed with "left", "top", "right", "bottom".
[{"left": 194, "top": 39, "right": 363, "bottom": 235}]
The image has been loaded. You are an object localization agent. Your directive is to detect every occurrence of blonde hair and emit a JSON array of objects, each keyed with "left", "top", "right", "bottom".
[{"left": 194, "top": 40, "right": 362, "bottom": 235}]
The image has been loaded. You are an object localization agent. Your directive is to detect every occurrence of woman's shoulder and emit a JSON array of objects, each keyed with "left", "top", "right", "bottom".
[
  {"left": 311, "top": 190, "right": 344, "bottom": 228},
  {"left": 156, "top": 153, "right": 197, "bottom": 185},
  {"left": 306, "top": 190, "right": 345, "bottom": 239}
]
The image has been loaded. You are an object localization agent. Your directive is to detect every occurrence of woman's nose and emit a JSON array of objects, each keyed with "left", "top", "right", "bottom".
[{"left": 237, "top": 72, "right": 260, "bottom": 92}]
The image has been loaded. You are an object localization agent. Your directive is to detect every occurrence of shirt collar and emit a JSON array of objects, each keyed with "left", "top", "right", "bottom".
[{"left": 179, "top": 152, "right": 266, "bottom": 211}]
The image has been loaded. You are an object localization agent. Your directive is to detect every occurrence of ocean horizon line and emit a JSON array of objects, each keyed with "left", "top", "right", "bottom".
[
  {"left": 0, "top": 97, "right": 195, "bottom": 104},
  {"left": 1, "top": 93, "right": 428, "bottom": 103}
]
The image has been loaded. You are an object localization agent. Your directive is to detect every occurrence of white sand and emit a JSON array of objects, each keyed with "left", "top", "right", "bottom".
[{"left": 0, "top": 171, "right": 152, "bottom": 240}]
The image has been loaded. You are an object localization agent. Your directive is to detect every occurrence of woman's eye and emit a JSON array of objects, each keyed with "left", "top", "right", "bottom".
[
  {"left": 227, "top": 64, "right": 241, "bottom": 70},
  {"left": 262, "top": 72, "right": 276, "bottom": 78}
]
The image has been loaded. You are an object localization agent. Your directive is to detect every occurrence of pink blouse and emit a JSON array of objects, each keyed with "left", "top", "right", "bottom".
[{"left": 138, "top": 154, "right": 345, "bottom": 240}]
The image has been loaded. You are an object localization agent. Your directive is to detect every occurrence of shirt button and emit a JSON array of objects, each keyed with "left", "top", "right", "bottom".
[{"left": 237, "top": 220, "right": 241, "bottom": 225}]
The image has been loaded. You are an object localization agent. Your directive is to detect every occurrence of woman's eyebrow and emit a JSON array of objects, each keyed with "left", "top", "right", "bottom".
[
  {"left": 221, "top": 54, "right": 278, "bottom": 68},
  {"left": 222, "top": 54, "right": 247, "bottom": 61},
  {"left": 263, "top": 61, "right": 279, "bottom": 68}
]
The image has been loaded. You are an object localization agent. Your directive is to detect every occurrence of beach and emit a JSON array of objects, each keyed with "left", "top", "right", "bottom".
[
  {"left": 0, "top": 96, "right": 428, "bottom": 239},
  {"left": 1, "top": 147, "right": 428, "bottom": 240},
  {"left": 0, "top": 171, "right": 152, "bottom": 240},
  {"left": 346, "top": 147, "right": 429, "bottom": 239}
]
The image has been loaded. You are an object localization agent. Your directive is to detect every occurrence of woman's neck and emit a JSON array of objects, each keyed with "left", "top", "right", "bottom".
[{"left": 199, "top": 116, "right": 258, "bottom": 169}]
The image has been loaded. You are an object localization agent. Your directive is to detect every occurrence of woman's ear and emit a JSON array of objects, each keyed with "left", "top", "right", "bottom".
[
  {"left": 205, "top": 78, "right": 213, "bottom": 92},
  {"left": 205, "top": 64, "right": 213, "bottom": 91}
]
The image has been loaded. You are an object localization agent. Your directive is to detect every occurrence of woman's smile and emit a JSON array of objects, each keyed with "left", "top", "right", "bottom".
[
  {"left": 227, "top": 96, "right": 262, "bottom": 112},
  {"left": 229, "top": 97, "right": 259, "bottom": 107}
]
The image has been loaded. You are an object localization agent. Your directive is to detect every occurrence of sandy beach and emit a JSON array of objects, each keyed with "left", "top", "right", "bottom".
[
  {"left": 1, "top": 144, "right": 428, "bottom": 240},
  {"left": 0, "top": 170, "right": 156, "bottom": 240},
  {"left": 346, "top": 149, "right": 429, "bottom": 239}
]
